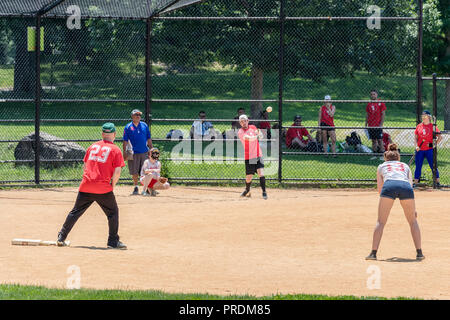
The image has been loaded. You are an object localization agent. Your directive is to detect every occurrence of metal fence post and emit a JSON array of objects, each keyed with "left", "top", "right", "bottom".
[
  {"left": 432, "top": 73, "right": 438, "bottom": 189},
  {"left": 34, "top": 14, "right": 42, "bottom": 185},
  {"left": 278, "top": 0, "right": 286, "bottom": 183},
  {"left": 145, "top": 18, "right": 153, "bottom": 127},
  {"left": 416, "top": 0, "right": 423, "bottom": 125}
]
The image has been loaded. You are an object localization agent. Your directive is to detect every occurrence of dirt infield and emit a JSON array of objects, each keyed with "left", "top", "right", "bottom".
[{"left": 0, "top": 186, "right": 449, "bottom": 299}]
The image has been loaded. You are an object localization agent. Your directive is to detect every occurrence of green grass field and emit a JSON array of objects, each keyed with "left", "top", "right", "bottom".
[
  {"left": 0, "top": 66, "right": 449, "bottom": 186},
  {"left": 0, "top": 284, "right": 417, "bottom": 300}
]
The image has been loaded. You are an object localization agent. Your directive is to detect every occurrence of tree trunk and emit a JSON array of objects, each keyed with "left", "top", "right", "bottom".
[
  {"left": 250, "top": 65, "right": 263, "bottom": 120},
  {"left": 13, "top": 26, "right": 36, "bottom": 97}
]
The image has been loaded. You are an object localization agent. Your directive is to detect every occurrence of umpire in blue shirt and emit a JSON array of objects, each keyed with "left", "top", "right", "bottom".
[{"left": 123, "top": 109, "right": 153, "bottom": 195}]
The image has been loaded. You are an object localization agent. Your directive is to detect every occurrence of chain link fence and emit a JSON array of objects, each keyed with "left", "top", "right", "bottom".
[{"left": 0, "top": 0, "right": 449, "bottom": 188}]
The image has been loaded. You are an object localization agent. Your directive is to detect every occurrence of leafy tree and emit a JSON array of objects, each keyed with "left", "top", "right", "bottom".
[
  {"left": 154, "top": 0, "right": 418, "bottom": 118},
  {"left": 423, "top": 0, "right": 450, "bottom": 129}
]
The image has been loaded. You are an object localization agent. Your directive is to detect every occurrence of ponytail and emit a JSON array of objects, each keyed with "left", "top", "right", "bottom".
[{"left": 384, "top": 143, "right": 400, "bottom": 161}]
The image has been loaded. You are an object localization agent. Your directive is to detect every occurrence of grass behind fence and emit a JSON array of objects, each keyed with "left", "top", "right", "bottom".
[{"left": 0, "top": 68, "right": 449, "bottom": 186}]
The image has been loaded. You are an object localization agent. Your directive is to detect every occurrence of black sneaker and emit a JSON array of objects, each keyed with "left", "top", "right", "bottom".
[
  {"left": 57, "top": 232, "right": 67, "bottom": 247},
  {"left": 262, "top": 192, "right": 268, "bottom": 200},
  {"left": 107, "top": 241, "right": 127, "bottom": 250},
  {"left": 365, "top": 252, "right": 377, "bottom": 260},
  {"left": 132, "top": 186, "right": 139, "bottom": 195},
  {"left": 240, "top": 190, "right": 251, "bottom": 198},
  {"left": 416, "top": 249, "right": 425, "bottom": 260}
]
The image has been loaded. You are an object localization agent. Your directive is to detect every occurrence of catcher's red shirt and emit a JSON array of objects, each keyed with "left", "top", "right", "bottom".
[
  {"left": 414, "top": 123, "right": 440, "bottom": 151},
  {"left": 79, "top": 140, "right": 125, "bottom": 194},
  {"left": 238, "top": 125, "right": 263, "bottom": 160},
  {"left": 366, "top": 100, "right": 386, "bottom": 127}
]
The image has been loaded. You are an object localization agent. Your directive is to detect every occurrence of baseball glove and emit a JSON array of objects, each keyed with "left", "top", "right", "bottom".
[{"left": 159, "top": 177, "right": 168, "bottom": 184}]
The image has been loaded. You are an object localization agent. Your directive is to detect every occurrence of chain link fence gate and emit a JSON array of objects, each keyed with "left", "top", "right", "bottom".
[{"left": 0, "top": 0, "right": 448, "bottom": 189}]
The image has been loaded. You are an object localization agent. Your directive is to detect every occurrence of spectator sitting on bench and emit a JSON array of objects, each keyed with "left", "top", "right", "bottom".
[
  {"left": 286, "top": 115, "right": 316, "bottom": 149},
  {"left": 190, "top": 110, "right": 217, "bottom": 139}
]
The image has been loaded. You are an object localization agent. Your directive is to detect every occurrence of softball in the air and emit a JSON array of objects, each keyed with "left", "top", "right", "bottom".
[{"left": 266, "top": 106, "right": 272, "bottom": 113}]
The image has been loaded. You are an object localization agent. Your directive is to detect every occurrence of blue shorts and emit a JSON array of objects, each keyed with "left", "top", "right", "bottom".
[{"left": 380, "top": 180, "right": 414, "bottom": 200}]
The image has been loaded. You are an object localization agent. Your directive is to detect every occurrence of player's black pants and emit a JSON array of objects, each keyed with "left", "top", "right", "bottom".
[{"left": 59, "top": 191, "right": 119, "bottom": 246}]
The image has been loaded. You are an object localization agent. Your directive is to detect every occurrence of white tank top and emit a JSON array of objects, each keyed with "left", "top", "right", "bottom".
[{"left": 378, "top": 161, "right": 411, "bottom": 183}]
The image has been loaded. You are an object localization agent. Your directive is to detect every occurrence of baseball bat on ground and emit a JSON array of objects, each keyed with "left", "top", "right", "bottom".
[{"left": 11, "top": 238, "right": 70, "bottom": 247}]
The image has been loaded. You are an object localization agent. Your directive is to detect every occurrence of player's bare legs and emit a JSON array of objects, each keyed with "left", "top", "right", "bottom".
[
  {"left": 329, "top": 131, "right": 337, "bottom": 157},
  {"left": 132, "top": 174, "right": 139, "bottom": 189},
  {"left": 322, "top": 130, "right": 329, "bottom": 156},
  {"left": 399, "top": 199, "right": 423, "bottom": 259},
  {"left": 153, "top": 181, "right": 170, "bottom": 190},
  {"left": 141, "top": 174, "right": 153, "bottom": 195},
  {"left": 367, "top": 197, "right": 394, "bottom": 259},
  {"left": 377, "top": 139, "right": 385, "bottom": 153},
  {"left": 371, "top": 139, "right": 377, "bottom": 153}
]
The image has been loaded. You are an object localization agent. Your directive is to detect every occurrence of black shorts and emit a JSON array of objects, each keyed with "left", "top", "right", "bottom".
[
  {"left": 245, "top": 157, "right": 264, "bottom": 175},
  {"left": 368, "top": 128, "right": 383, "bottom": 140},
  {"left": 320, "top": 122, "right": 335, "bottom": 132}
]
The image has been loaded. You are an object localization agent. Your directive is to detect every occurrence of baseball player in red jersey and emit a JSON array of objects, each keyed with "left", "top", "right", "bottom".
[
  {"left": 57, "top": 123, "right": 127, "bottom": 249},
  {"left": 365, "top": 90, "right": 387, "bottom": 153},
  {"left": 238, "top": 114, "right": 267, "bottom": 200}
]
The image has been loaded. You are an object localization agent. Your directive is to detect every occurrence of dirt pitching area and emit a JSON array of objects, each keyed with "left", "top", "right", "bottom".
[{"left": 0, "top": 186, "right": 449, "bottom": 299}]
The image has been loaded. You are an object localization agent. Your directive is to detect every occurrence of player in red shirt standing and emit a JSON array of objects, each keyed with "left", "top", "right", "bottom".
[
  {"left": 413, "top": 110, "right": 442, "bottom": 187},
  {"left": 365, "top": 90, "right": 386, "bottom": 153},
  {"left": 318, "top": 95, "right": 336, "bottom": 157},
  {"left": 238, "top": 114, "right": 267, "bottom": 200},
  {"left": 56, "top": 123, "right": 127, "bottom": 249}
]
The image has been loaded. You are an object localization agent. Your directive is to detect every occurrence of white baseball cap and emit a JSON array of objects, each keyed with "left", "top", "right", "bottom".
[
  {"left": 239, "top": 114, "right": 248, "bottom": 121},
  {"left": 324, "top": 95, "right": 331, "bottom": 101}
]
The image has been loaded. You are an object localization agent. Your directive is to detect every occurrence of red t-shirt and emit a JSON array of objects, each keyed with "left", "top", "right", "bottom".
[
  {"left": 286, "top": 125, "right": 310, "bottom": 147},
  {"left": 238, "top": 125, "right": 263, "bottom": 160},
  {"left": 259, "top": 121, "right": 271, "bottom": 130},
  {"left": 320, "top": 105, "right": 335, "bottom": 126},
  {"left": 414, "top": 123, "right": 440, "bottom": 151},
  {"left": 79, "top": 140, "right": 126, "bottom": 194},
  {"left": 366, "top": 100, "right": 386, "bottom": 127}
]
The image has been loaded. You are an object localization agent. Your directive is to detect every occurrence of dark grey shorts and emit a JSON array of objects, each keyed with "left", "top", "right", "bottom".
[
  {"left": 368, "top": 128, "right": 383, "bottom": 140},
  {"left": 380, "top": 180, "right": 414, "bottom": 200},
  {"left": 128, "top": 152, "right": 148, "bottom": 175}
]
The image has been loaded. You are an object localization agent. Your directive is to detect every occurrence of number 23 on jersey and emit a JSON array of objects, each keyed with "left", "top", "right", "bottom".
[{"left": 88, "top": 145, "right": 111, "bottom": 163}]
